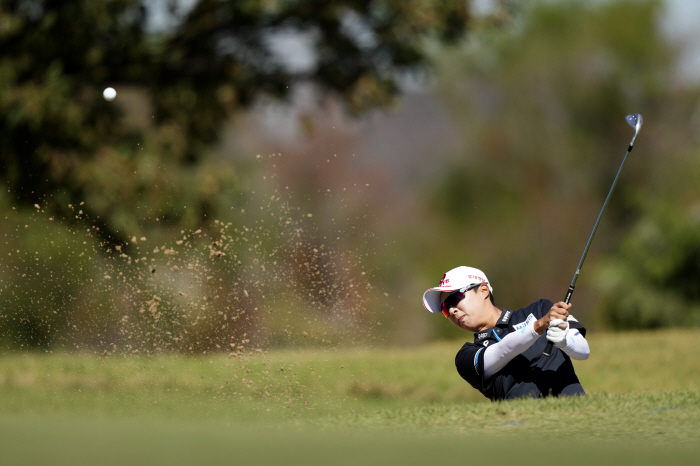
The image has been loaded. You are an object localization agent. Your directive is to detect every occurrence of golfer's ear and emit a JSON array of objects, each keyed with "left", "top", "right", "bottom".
[{"left": 479, "top": 283, "right": 490, "bottom": 299}]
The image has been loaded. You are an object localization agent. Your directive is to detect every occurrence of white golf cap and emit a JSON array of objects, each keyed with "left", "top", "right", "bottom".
[{"left": 422, "top": 266, "right": 493, "bottom": 314}]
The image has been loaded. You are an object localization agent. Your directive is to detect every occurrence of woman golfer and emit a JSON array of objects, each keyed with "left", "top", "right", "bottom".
[{"left": 423, "top": 266, "right": 589, "bottom": 401}]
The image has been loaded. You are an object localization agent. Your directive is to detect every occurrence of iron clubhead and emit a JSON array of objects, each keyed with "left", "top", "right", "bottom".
[
  {"left": 625, "top": 113, "right": 643, "bottom": 145},
  {"left": 625, "top": 113, "right": 643, "bottom": 134}
]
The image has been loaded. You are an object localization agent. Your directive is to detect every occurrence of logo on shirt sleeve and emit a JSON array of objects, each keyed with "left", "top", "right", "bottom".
[{"left": 513, "top": 313, "right": 536, "bottom": 333}]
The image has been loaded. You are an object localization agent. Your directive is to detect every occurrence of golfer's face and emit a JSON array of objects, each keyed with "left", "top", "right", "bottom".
[{"left": 440, "top": 289, "right": 482, "bottom": 332}]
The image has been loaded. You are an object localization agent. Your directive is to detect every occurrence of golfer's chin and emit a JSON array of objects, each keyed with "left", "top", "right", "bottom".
[{"left": 452, "top": 315, "right": 476, "bottom": 333}]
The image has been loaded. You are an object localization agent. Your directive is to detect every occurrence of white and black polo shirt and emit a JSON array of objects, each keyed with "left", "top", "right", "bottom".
[{"left": 455, "top": 299, "right": 586, "bottom": 401}]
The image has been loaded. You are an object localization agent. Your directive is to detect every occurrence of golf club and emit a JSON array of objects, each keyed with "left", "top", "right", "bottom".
[{"left": 543, "top": 113, "right": 643, "bottom": 357}]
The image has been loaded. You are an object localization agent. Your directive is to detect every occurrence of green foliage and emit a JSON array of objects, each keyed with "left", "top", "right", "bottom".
[
  {"left": 0, "top": 0, "right": 471, "bottom": 243},
  {"left": 0, "top": 0, "right": 476, "bottom": 349},
  {"left": 0, "top": 0, "right": 235, "bottom": 243},
  {"left": 3, "top": 0, "right": 700, "bottom": 346},
  {"left": 597, "top": 202, "right": 700, "bottom": 329},
  {"left": 0, "top": 198, "right": 99, "bottom": 349},
  {"left": 415, "top": 0, "right": 700, "bottom": 333}
]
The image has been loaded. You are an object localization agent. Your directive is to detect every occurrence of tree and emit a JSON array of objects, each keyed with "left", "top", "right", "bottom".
[
  {"left": 0, "top": 0, "right": 471, "bottom": 243},
  {"left": 418, "top": 0, "right": 700, "bottom": 332},
  {"left": 597, "top": 201, "right": 700, "bottom": 329}
]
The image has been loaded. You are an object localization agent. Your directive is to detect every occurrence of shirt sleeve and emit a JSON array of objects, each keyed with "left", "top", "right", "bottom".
[
  {"left": 455, "top": 343, "right": 487, "bottom": 391},
  {"left": 455, "top": 319, "right": 541, "bottom": 389},
  {"left": 560, "top": 327, "right": 590, "bottom": 360},
  {"left": 483, "top": 320, "right": 540, "bottom": 379}
]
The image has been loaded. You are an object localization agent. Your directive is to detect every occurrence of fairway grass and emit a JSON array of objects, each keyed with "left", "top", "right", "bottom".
[
  {"left": 1, "top": 329, "right": 700, "bottom": 464},
  {"left": 2, "top": 410, "right": 699, "bottom": 466}
]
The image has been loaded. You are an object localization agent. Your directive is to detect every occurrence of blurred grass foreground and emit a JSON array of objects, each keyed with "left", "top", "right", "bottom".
[{"left": 1, "top": 329, "right": 700, "bottom": 464}]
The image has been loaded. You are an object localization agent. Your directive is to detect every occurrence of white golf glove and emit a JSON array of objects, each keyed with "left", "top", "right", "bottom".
[{"left": 546, "top": 319, "right": 569, "bottom": 348}]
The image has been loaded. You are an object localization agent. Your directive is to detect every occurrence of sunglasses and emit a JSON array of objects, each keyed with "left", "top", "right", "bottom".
[{"left": 440, "top": 282, "right": 485, "bottom": 317}]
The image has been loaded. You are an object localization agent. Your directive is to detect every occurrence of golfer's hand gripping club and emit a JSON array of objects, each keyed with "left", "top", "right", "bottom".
[
  {"left": 542, "top": 286, "right": 574, "bottom": 356},
  {"left": 543, "top": 114, "right": 643, "bottom": 357}
]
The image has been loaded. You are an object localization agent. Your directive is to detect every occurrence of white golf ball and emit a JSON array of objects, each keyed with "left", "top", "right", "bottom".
[{"left": 103, "top": 87, "right": 117, "bottom": 101}]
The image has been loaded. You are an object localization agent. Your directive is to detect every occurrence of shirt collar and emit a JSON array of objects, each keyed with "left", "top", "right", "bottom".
[
  {"left": 473, "top": 309, "right": 512, "bottom": 342},
  {"left": 496, "top": 308, "right": 513, "bottom": 327}
]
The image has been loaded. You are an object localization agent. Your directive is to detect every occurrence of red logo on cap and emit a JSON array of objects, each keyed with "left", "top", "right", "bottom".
[{"left": 439, "top": 274, "right": 449, "bottom": 287}]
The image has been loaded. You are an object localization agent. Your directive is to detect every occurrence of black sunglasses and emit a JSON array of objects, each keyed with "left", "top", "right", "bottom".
[{"left": 440, "top": 282, "right": 485, "bottom": 317}]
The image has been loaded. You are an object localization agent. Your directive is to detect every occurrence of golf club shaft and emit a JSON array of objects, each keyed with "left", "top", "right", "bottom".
[{"left": 542, "top": 144, "right": 635, "bottom": 357}]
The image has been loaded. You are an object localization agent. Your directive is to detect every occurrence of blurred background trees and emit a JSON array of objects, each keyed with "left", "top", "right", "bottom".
[
  {"left": 1, "top": 0, "right": 700, "bottom": 351},
  {"left": 0, "top": 0, "right": 477, "bottom": 350},
  {"left": 414, "top": 0, "right": 697, "bottom": 336},
  {"left": 0, "top": 0, "right": 469, "bottom": 243},
  {"left": 397, "top": 0, "right": 700, "bottom": 339}
]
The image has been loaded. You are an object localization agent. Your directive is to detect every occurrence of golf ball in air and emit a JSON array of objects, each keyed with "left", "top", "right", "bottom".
[{"left": 103, "top": 87, "right": 117, "bottom": 101}]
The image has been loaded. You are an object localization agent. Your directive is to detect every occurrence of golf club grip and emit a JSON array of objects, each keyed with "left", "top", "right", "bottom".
[
  {"left": 543, "top": 340, "right": 554, "bottom": 357},
  {"left": 542, "top": 285, "right": 575, "bottom": 357}
]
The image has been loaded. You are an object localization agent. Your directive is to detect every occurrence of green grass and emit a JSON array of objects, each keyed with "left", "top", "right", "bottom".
[{"left": 1, "top": 329, "right": 700, "bottom": 464}]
